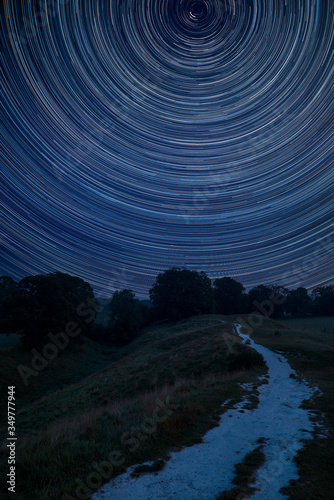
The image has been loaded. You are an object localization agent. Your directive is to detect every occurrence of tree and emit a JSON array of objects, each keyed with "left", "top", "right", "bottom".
[
  {"left": 285, "top": 287, "right": 311, "bottom": 317},
  {"left": 311, "top": 286, "right": 334, "bottom": 316},
  {"left": 0, "top": 276, "right": 17, "bottom": 305},
  {"left": 149, "top": 267, "right": 214, "bottom": 321},
  {"left": 248, "top": 285, "right": 272, "bottom": 313},
  {"left": 106, "top": 289, "right": 144, "bottom": 345},
  {"left": 4, "top": 272, "right": 96, "bottom": 348},
  {"left": 213, "top": 277, "right": 247, "bottom": 314},
  {"left": 0, "top": 276, "right": 18, "bottom": 333},
  {"left": 248, "top": 284, "right": 288, "bottom": 318},
  {"left": 268, "top": 285, "right": 289, "bottom": 318}
]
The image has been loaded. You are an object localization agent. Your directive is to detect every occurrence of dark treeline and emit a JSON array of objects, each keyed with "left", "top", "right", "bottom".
[{"left": 0, "top": 269, "right": 333, "bottom": 348}]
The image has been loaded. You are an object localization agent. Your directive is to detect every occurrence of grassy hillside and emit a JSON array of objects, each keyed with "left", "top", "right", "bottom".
[
  {"left": 0, "top": 315, "right": 266, "bottom": 500},
  {"left": 0, "top": 335, "right": 128, "bottom": 418},
  {"left": 234, "top": 314, "right": 334, "bottom": 500}
]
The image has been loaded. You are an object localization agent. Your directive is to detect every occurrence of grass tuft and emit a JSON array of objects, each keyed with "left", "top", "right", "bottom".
[
  {"left": 216, "top": 445, "right": 266, "bottom": 499},
  {"left": 131, "top": 458, "right": 166, "bottom": 477}
]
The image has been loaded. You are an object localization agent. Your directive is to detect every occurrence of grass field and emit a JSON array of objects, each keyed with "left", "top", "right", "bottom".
[
  {"left": 0, "top": 315, "right": 266, "bottom": 500},
  {"left": 0, "top": 333, "right": 22, "bottom": 349},
  {"left": 0, "top": 335, "right": 127, "bottom": 419},
  {"left": 279, "top": 316, "right": 334, "bottom": 342},
  {"left": 1, "top": 315, "right": 333, "bottom": 499}
]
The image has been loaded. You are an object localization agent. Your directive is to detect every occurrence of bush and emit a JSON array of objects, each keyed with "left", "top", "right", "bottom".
[{"left": 227, "top": 346, "right": 266, "bottom": 372}]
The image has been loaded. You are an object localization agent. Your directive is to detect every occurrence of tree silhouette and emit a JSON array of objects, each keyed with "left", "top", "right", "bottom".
[
  {"left": 285, "top": 287, "right": 311, "bottom": 317},
  {"left": 4, "top": 272, "right": 96, "bottom": 348},
  {"left": 248, "top": 284, "right": 289, "bottom": 318},
  {"left": 149, "top": 267, "right": 214, "bottom": 321},
  {"left": 213, "top": 277, "right": 247, "bottom": 314},
  {"left": 106, "top": 289, "right": 144, "bottom": 344},
  {"left": 0, "top": 276, "right": 18, "bottom": 333},
  {"left": 311, "top": 286, "right": 334, "bottom": 316}
]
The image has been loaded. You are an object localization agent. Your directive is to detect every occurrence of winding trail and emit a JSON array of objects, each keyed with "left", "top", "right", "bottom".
[{"left": 93, "top": 324, "right": 321, "bottom": 499}]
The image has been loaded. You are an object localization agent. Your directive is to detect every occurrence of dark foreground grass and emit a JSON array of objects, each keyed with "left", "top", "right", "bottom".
[
  {"left": 216, "top": 443, "right": 266, "bottom": 499},
  {"left": 0, "top": 315, "right": 266, "bottom": 500},
  {"left": 233, "top": 314, "right": 334, "bottom": 500},
  {"left": 0, "top": 335, "right": 128, "bottom": 418}
]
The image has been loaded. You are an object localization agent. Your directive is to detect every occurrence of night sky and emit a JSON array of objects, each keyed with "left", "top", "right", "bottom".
[{"left": 1, "top": 0, "right": 333, "bottom": 298}]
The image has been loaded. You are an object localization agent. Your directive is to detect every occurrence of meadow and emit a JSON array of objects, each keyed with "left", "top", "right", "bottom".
[
  {"left": 0, "top": 315, "right": 333, "bottom": 499},
  {"left": 0, "top": 316, "right": 265, "bottom": 499}
]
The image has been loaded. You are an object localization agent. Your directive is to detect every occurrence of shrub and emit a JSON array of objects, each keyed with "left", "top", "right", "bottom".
[{"left": 227, "top": 347, "right": 266, "bottom": 372}]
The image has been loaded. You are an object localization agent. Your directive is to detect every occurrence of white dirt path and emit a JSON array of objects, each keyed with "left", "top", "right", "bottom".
[{"left": 92, "top": 323, "right": 322, "bottom": 499}]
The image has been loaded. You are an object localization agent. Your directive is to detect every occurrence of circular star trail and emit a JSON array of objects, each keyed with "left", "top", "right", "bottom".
[{"left": 1, "top": 0, "right": 333, "bottom": 297}]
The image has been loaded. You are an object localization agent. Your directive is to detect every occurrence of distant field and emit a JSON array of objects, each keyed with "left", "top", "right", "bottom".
[
  {"left": 0, "top": 333, "right": 22, "bottom": 349},
  {"left": 279, "top": 316, "right": 334, "bottom": 341}
]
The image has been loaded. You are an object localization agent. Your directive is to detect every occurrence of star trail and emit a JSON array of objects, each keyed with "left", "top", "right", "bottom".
[{"left": 1, "top": 0, "right": 333, "bottom": 298}]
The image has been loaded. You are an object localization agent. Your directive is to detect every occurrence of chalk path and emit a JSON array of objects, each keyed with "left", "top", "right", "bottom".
[{"left": 92, "top": 324, "right": 322, "bottom": 499}]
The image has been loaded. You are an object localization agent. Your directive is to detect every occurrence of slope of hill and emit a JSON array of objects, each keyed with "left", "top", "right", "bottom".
[
  {"left": 1, "top": 315, "right": 332, "bottom": 499},
  {"left": 0, "top": 315, "right": 266, "bottom": 499}
]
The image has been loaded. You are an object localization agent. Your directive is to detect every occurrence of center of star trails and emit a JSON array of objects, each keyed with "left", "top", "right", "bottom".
[{"left": 189, "top": 0, "right": 208, "bottom": 20}]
